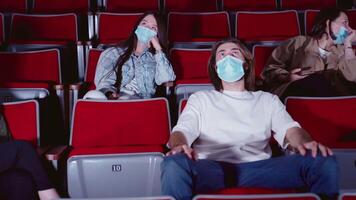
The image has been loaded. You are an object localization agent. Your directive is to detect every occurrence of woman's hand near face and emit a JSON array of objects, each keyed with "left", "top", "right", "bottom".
[
  {"left": 150, "top": 36, "right": 162, "bottom": 52},
  {"left": 345, "top": 28, "right": 356, "bottom": 46}
]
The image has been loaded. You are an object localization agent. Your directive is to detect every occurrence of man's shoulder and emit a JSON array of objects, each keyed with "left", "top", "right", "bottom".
[
  {"left": 191, "top": 89, "right": 218, "bottom": 97},
  {"left": 252, "top": 90, "right": 279, "bottom": 101}
]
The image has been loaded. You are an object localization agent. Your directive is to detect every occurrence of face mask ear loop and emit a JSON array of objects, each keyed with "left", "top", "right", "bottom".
[{"left": 329, "top": 20, "right": 337, "bottom": 40}]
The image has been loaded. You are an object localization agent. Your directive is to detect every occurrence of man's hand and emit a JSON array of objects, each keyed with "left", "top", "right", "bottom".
[
  {"left": 166, "top": 144, "right": 195, "bottom": 160},
  {"left": 296, "top": 141, "right": 333, "bottom": 158}
]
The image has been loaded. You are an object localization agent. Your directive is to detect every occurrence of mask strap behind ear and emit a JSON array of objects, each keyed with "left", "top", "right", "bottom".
[{"left": 329, "top": 20, "right": 337, "bottom": 40}]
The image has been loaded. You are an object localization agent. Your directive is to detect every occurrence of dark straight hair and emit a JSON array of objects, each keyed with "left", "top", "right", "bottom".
[
  {"left": 113, "top": 11, "right": 168, "bottom": 89},
  {"left": 208, "top": 38, "right": 255, "bottom": 91},
  {"left": 309, "top": 7, "right": 346, "bottom": 40}
]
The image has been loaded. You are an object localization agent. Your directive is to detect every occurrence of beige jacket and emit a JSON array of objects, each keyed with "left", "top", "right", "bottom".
[{"left": 262, "top": 35, "right": 356, "bottom": 96}]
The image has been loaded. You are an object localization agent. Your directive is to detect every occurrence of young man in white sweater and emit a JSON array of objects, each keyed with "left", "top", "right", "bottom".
[{"left": 161, "top": 38, "right": 338, "bottom": 200}]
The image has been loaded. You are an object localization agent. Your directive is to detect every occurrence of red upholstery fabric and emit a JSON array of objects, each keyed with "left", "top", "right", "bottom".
[
  {"left": 252, "top": 45, "right": 276, "bottom": 79},
  {"left": 222, "top": 0, "right": 277, "bottom": 11},
  {"left": 32, "top": 0, "right": 89, "bottom": 14},
  {"left": 286, "top": 97, "right": 356, "bottom": 148},
  {"left": 0, "top": 0, "right": 27, "bottom": 13},
  {"left": 69, "top": 145, "right": 164, "bottom": 157},
  {"left": 71, "top": 98, "right": 170, "bottom": 148},
  {"left": 97, "top": 13, "right": 141, "bottom": 45},
  {"left": 0, "top": 13, "right": 4, "bottom": 46},
  {"left": 212, "top": 188, "right": 296, "bottom": 195},
  {"left": 171, "top": 48, "right": 211, "bottom": 81},
  {"left": 168, "top": 12, "right": 230, "bottom": 43},
  {"left": 106, "top": 0, "right": 159, "bottom": 12},
  {"left": 85, "top": 48, "right": 103, "bottom": 90},
  {"left": 346, "top": 10, "right": 356, "bottom": 32},
  {"left": 280, "top": 0, "right": 336, "bottom": 10},
  {"left": 164, "top": 0, "right": 218, "bottom": 12},
  {"left": 179, "top": 99, "right": 187, "bottom": 113},
  {"left": 195, "top": 193, "right": 317, "bottom": 200},
  {"left": 304, "top": 10, "right": 319, "bottom": 35},
  {"left": 0, "top": 49, "right": 61, "bottom": 84},
  {"left": 0, "top": 82, "right": 52, "bottom": 89},
  {"left": 10, "top": 13, "right": 78, "bottom": 43},
  {"left": 236, "top": 11, "right": 300, "bottom": 42},
  {"left": 0, "top": 100, "right": 39, "bottom": 146},
  {"left": 340, "top": 194, "right": 356, "bottom": 200}
]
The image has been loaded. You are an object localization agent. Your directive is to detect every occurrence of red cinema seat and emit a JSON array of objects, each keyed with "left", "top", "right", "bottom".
[
  {"left": 104, "top": 0, "right": 160, "bottom": 12},
  {"left": 236, "top": 11, "right": 300, "bottom": 44},
  {"left": 163, "top": 0, "right": 218, "bottom": 12},
  {"left": 0, "top": 0, "right": 27, "bottom": 13},
  {"left": 67, "top": 98, "right": 171, "bottom": 198},
  {"left": 168, "top": 12, "right": 230, "bottom": 46},
  {"left": 193, "top": 193, "right": 320, "bottom": 200},
  {"left": 222, "top": 0, "right": 277, "bottom": 12},
  {"left": 280, "top": 0, "right": 337, "bottom": 11},
  {"left": 286, "top": 96, "right": 356, "bottom": 148},
  {"left": 9, "top": 13, "right": 81, "bottom": 83},
  {"left": 170, "top": 48, "right": 213, "bottom": 102},
  {"left": 96, "top": 12, "right": 142, "bottom": 46}
]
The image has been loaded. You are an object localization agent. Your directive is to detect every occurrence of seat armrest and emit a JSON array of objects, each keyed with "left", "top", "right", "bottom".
[
  {"left": 36, "top": 146, "right": 51, "bottom": 156},
  {"left": 164, "top": 81, "right": 174, "bottom": 96},
  {"left": 45, "top": 145, "right": 69, "bottom": 161},
  {"left": 69, "top": 82, "right": 85, "bottom": 91}
]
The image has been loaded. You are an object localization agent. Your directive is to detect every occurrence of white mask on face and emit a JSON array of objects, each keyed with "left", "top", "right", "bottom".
[{"left": 318, "top": 47, "right": 330, "bottom": 59}]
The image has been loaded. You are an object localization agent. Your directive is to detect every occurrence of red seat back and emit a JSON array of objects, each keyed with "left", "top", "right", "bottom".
[
  {"left": 280, "top": 0, "right": 336, "bottom": 10},
  {"left": 0, "top": 0, "right": 27, "bottom": 13},
  {"left": 236, "top": 11, "right": 300, "bottom": 42},
  {"left": 0, "top": 13, "right": 4, "bottom": 45},
  {"left": 97, "top": 12, "right": 141, "bottom": 45},
  {"left": 339, "top": 193, "right": 356, "bottom": 200},
  {"left": 164, "top": 0, "right": 218, "bottom": 12},
  {"left": 85, "top": 48, "right": 103, "bottom": 90},
  {"left": 252, "top": 45, "right": 276, "bottom": 78},
  {"left": 168, "top": 12, "right": 230, "bottom": 43},
  {"left": 286, "top": 97, "right": 356, "bottom": 148},
  {"left": 106, "top": 0, "right": 160, "bottom": 12},
  {"left": 193, "top": 193, "right": 320, "bottom": 200},
  {"left": 170, "top": 48, "right": 211, "bottom": 83},
  {"left": 222, "top": 0, "right": 277, "bottom": 11},
  {"left": 70, "top": 98, "right": 171, "bottom": 148},
  {"left": 0, "top": 100, "right": 39, "bottom": 147},
  {"left": 304, "top": 10, "right": 319, "bottom": 35},
  {"left": 10, "top": 13, "right": 78, "bottom": 43},
  {"left": 0, "top": 49, "right": 61, "bottom": 84},
  {"left": 32, "top": 0, "right": 89, "bottom": 14}
]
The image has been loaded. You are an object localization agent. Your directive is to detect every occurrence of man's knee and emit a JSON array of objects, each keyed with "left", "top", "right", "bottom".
[
  {"left": 318, "top": 156, "right": 339, "bottom": 177},
  {"left": 161, "top": 153, "right": 191, "bottom": 175}
]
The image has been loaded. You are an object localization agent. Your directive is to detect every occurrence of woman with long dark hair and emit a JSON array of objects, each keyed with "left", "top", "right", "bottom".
[
  {"left": 262, "top": 7, "right": 356, "bottom": 100},
  {"left": 93, "top": 12, "right": 175, "bottom": 99}
]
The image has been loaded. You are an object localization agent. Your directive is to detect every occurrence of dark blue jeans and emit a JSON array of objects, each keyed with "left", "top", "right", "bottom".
[{"left": 161, "top": 153, "right": 339, "bottom": 200}]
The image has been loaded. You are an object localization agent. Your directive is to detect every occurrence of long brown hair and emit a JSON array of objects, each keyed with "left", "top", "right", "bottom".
[
  {"left": 309, "top": 7, "right": 346, "bottom": 40},
  {"left": 208, "top": 38, "right": 255, "bottom": 91},
  {"left": 113, "top": 12, "right": 168, "bottom": 89}
]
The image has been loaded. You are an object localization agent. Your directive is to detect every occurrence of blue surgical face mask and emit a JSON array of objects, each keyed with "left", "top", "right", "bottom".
[
  {"left": 333, "top": 26, "right": 349, "bottom": 45},
  {"left": 135, "top": 26, "right": 157, "bottom": 44},
  {"left": 216, "top": 55, "right": 245, "bottom": 82}
]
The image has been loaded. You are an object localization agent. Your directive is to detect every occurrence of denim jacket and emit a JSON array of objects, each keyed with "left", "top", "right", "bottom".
[{"left": 94, "top": 47, "right": 176, "bottom": 98}]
